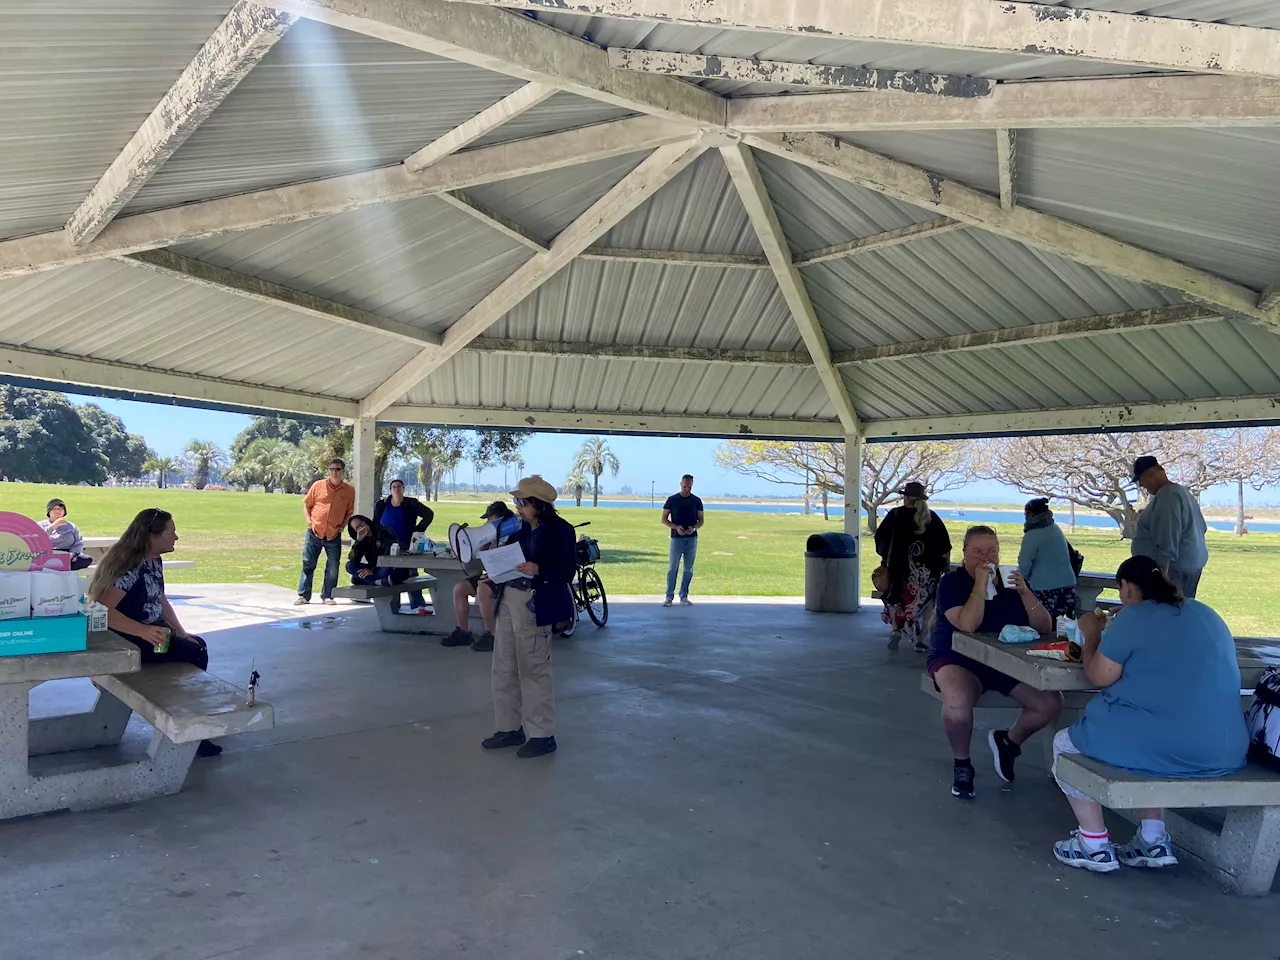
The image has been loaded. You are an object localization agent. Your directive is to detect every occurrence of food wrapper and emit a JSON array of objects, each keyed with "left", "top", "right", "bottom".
[{"left": 1025, "top": 640, "right": 1082, "bottom": 662}]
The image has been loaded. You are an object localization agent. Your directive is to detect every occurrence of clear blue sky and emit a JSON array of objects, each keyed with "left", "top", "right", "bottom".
[{"left": 67, "top": 393, "right": 1262, "bottom": 505}]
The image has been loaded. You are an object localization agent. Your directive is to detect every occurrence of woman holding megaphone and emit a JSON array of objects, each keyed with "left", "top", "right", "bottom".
[{"left": 481, "top": 476, "right": 576, "bottom": 759}]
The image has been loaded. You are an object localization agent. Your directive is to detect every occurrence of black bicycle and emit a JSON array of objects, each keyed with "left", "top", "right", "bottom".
[{"left": 558, "top": 522, "right": 607, "bottom": 637}]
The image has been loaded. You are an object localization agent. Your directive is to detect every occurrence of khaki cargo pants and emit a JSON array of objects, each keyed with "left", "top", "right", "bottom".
[{"left": 492, "top": 587, "right": 556, "bottom": 739}]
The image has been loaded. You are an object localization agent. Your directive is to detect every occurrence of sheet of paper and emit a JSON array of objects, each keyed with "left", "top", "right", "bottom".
[{"left": 481, "top": 541, "right": 528, "bottom": 583}]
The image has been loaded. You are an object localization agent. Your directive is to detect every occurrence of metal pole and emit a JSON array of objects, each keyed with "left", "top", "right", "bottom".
[{"left": 651, "top": 481, "right": 655, "bottom": 507}]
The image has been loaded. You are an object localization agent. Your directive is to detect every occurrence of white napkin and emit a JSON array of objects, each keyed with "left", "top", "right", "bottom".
[{"left": 984, "top": 563, "right": 998, "bottom": 600}]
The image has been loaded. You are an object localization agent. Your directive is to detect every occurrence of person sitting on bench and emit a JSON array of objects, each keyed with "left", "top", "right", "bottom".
[
  {"left": 345, "top": 515, "right": 407, "bottom": 589},
  {"left": 442, "top": 501, "right": 512, "bottom": 652},
  {"left": 39, "top": 497, "right": 93, "bottom": 570},
  {"left": 1050, "top": 556, "right": 1248, "bottom": 874},
  {"left": 88, "top": 507, "right": 221, "bottom": 758}
]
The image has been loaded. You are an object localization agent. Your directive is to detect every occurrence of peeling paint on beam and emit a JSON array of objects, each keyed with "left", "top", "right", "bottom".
[
  {"left": 120, "top": 250, "right": 444, "bottom": 348},
  {"left": 794, "top": 218, "right": 962, "bottom": 267},
  {"left": 0, "top": 116, "right": 686, "bottom": 280},
  {"left": 996, "top": 128, "right": 1016, "bottom": 211},
  {"left": 65, "top": 3, "right": 294, "bottom": 245},
  {"left": 383, "top": 403, "right": 841, "bottom": 439},
  {"left": 865, "top": 394, "right": 1280, "bottom": 440},
  {"left": 1260, "top": 281, "right": 1280, "bottom": 312},
  {"left": 467, "top": 337, "right": 808, "bottom": 364},
  {"left": 270, "top": 0, "right": 725, "bottom": 127},
  {"left": 0, "top": 344, "right": 357, "bottom": 420},
  {"left": 728, "top": 74, "right": 1280, "bottom": 133},
  {"left": 607, "top": 48, "right": 991, "bottom": 98},
  {"left": 579, "top": 247, "right": 768, "bottom": 268},
  {"left": 832, "top": 304, "right": 1218, "bottom": 365},
  {"left": 450, "top": 1, "right": 1280, "bottom": 78}
]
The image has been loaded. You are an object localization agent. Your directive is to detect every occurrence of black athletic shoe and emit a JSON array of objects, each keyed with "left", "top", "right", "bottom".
[
  {"left": 471, "top": 631, "right": 495, "bottom": 652},
  {"left": 481, "top": 728, "right": 526, "bottom": 750},
  {"left": 988, "top": 729, "right": 1021, "bottom": 784},
  {"left": 441, "top": 628, "right": 473, "bottom": 647},
  {"left": 196, "top": 739, "right": 223, "bottom": 758},
  {"left": 516, "top": 736, "right": 557, "bottom": 758},
  {"left": 951, "top": 762, "right": 975, "bottom": 799}
]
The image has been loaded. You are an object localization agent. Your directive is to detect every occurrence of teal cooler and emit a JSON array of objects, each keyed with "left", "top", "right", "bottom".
[{"left": 0, "top": 613, "right": 88, "bottom": 657}]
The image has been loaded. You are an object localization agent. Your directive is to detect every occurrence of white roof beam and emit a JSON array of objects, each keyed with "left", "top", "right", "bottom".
[
  {"left": 359, "top": 138, "right": 712, "bottom": 417},
  {"left": 0, "top": 115, "right": 686, "bottom": 280},
  {"left": 450, "top": 1, "right": 1280, "bottom": 78},
  {"left": 607, "top": 48, "right": 991, "bottom": 98},
  {"left": 270, "top": 0, "right": 724, "bottom": 127},
  {"left": 0, "top": 345, "right": 356, "bottom": 420},
  {"left": 730, "top": 75, "right": 1280, "bottom": 133},
  {"left": 469, "top": 337, "right": 807, "bottom": 364},
  {"left": 996, "top": 128, "right": 1016, "bottom": 211},
  {"left": 833, "top": 304, "right": 1219, "bottom": 365},
  {"left": 579, "top": 248, "right": 767, "bottom": 268},
  {"left": 744, "top": 131, "right": 1273, "bottom": 327},
  {"left": 435, "top": 191, "right": 548, "bottom": 250},
  {"left": 1260, "top": 281, "right": 1280, "bottom": 312},
  {"left": 65, "top": 3, "right": 295, "bottom": 246},
  {"left": 384, "top": 403, "right": 840, "bottom": 438},
  {"left": 720, "top": 142, "right": 860, "bottom": 434},
  {"left": 794, "top": 218, "right": 963, "bottom": 267},
  {"left": 865, "top": 394, "right": 1280, "bottom": 440},
  {"left": 119, "top": 249, "right": 443, "bottom": 348},
  {"left": 404, "top": 82, "right": 557, "bottom": 172}
]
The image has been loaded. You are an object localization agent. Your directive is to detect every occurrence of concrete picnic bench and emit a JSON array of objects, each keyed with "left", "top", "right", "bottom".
[
  {"left": 80, "top": 537, "right": 196, "bottom": 570},
  {"left": 334, "top": 553, "right": 486, "bottom": 638},
  {"left": 947, "top": 630, "right": 1280, "bottom": 894},
  {"left": 1, "top": 631, "right": 272, "bottom": 819}
]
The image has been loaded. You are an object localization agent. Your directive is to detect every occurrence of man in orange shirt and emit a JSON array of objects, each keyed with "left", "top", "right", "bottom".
[{"left": 295, "top": 458, "right": 356, "bottom": 605}]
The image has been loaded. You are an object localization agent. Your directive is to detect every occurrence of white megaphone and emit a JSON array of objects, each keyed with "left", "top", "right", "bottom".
[{"left": 451, "top": 515, "right": 522, "bottom": 564}]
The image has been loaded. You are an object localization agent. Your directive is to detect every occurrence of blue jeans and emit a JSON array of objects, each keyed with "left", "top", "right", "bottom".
[
  {"left": 666, "top": 536, "right": 698, "bottom": 600},
  {"left": 298, "top": 529, "right": 341, "bottom": 600},
  {"left": 344, "top": 561, "right": 425, "bottom": 608}
]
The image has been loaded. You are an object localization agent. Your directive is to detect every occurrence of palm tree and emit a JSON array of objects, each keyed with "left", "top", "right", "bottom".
[
  {"left": 183, "top": 439, "right": 226, "bottom": 490},
  {"left": 225, "top": 462, "right": 258, "bottom": 492},
  {"left": 242, "top": 438, "right": 294, "bottom": 493},
  {"left": 563, "top": 466, "right": 589, "bottom": 507},
  {"left": 143, "top": 455, "right": 177, "bottom": 489},
  {"left": 572, "top": 437, "right": 620, "bottom": 508}
]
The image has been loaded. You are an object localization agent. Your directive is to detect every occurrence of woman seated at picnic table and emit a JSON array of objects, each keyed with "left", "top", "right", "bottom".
[
  {"left": 344, "top": 515, "right": 409, "bottom": 588},
  {"left": 88, "top": 508, "right": 221, "bottom": 758},
  {"left": 874, "top": 481, "right": 951, "bottom": 652},
  {"left": 1017, "top": 498, "right": 1078, "bottom": 620},
  {"left": 1050, "top": 555, "right": 1248, "bottom": 874},
  {"left": 928, "top": 525, "right": 1061, "bottom": 800},
  {"left": 38, "top": 497, "right": 93, "bottom": 570}
]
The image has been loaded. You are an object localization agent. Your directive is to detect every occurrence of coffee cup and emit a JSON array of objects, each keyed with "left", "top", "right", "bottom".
[{"left": 998, "top": 564, "right": 1018, "bottom": 588}]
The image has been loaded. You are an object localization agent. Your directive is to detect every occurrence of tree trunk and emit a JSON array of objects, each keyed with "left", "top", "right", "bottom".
[
  {"left": 1068, "top": 500, "right": 1076, "bottom": 534},
  {"left": 1237, "top": 477, "right": 1246, "bottom": 536},
  {"left": 592, "top": 471, "right": 600, "bottom": 507},
  {"left": 864, "top": 500, "right": 880, "bottom": 535},
  {"left": 1115, "top": 505, "right": 1140, "bottom": 540},
  {"left": 821, "top": 487, "right": 829, "bottom": 521}
]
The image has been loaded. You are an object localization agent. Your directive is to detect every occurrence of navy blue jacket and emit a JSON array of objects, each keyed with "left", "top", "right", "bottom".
[{"left": 514, "top": 514, "right": 577, "bottom": 626}]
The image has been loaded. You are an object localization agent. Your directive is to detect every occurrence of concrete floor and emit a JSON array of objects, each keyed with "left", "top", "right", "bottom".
[{"left": 3, "top": 586, "right": 1277, "bottom": 960}]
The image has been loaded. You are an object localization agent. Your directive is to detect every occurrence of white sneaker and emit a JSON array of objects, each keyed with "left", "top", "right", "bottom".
[{"left": 662, "top": 598, "right": 673, "bottom": 607}]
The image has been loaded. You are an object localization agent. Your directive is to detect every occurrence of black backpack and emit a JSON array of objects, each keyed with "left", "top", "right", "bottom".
[
  {"left": 1067, "top": 541, "right": 1085, "bottom": 577},
  {"left": 1246, "top": 667, "right": 1280, "bottom": 773}
]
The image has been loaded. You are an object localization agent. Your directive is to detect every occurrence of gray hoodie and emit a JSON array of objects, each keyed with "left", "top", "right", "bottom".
[
  {"left": 1130, "top": 481, "right": 1208, "bottom": 573},
  {"left": 38, "top": 517, "right": 84, "bottom": 555}
]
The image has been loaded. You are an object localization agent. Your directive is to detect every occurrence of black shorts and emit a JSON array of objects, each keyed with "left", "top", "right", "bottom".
[{"left": 928, "top": 654, "right": 1019, "bottom": 698}]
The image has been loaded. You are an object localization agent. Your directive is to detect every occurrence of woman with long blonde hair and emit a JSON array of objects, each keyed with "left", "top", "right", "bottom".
[
  {"left": 873, "top": 481, "right": 953, "bottom": 652},
  {"left": 91, "top": 508, "right": 221, "bottom": 758}
]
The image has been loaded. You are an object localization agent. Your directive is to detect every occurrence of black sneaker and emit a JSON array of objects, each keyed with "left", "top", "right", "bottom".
[
  {"left": 441, "top": 628, "right": 473, "bottom": 647},
  {"left": 471, "top": 631, "right": 494, "bottom": 652},
  {"left": 517, "top": 736, "right": 557, "bottom": 758},
  {"left": 196, "top": 739, "right": 223, "bottom": 758},
  {"left": 481, "top": 728, "right": 526, "bottom": 750},
  {"left": 988, "top": 729, "right": 1021, "bottom": 783},
  {"left": 952, "top": 762, "right": 975, "bottom": 799}
]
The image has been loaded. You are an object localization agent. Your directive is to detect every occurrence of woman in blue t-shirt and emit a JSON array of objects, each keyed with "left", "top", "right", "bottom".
[
  {"left": 88, "top": 508, "right": 222, "bottom": 758},
  {"left": 1050, "top": 556, "right": 1248, "bottom": 874}
]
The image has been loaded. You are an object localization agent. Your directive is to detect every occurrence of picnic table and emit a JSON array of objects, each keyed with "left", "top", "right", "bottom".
[
  {"left": 80, "top": 537, "right": 195, "bottom": 569},
  {"left": 952, "top": 631, "right": 1279, "bottom": 692},
  {"left": 372, "top": 552, "right": 486, "bottom": 637},
  {"left": 946, "top": 561, "right": 1116, "bottom": 614}
]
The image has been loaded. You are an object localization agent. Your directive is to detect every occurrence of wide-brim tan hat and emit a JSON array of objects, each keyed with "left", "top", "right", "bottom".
[{"left": 510, "top": 474, "right": 557, "bottom": 502}]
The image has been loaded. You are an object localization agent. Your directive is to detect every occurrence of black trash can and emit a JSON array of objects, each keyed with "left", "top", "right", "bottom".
[{"left": 804, "top": 532, "right": 859, "bottom": 613}]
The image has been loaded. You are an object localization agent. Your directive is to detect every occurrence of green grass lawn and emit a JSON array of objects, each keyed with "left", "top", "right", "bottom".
[{"left": 6, "top": 481, "right": 1279, "bottom": 635}]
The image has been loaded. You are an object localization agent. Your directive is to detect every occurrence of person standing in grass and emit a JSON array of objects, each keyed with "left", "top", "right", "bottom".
[
  {"left": 1017, "top": 498, "right": 1078, "bottom": 620},
  {"left": 662, "top": 473, "right": 704, "bottom": 607},
  {"left": 1130, "top": 455, "right": 1209, "bottom": 599},
  {"left": 296, "top": 458, "right": 355, "bottom": 606}
]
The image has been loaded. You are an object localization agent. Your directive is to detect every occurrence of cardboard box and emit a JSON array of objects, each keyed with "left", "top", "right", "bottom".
[{"left": 0, "top": 613, "right": 88, "bottom": 657}]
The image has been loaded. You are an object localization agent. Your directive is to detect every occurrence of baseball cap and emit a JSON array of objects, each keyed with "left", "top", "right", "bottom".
[
  {"left": 1132, "top": 455, "right": 1160, "bottom": 483},
  {"left": 510, "top": 475, "right": 557, "bottom": 502}
]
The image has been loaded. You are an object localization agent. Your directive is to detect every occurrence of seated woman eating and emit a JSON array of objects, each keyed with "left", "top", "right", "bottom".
[
  {"left": 345, "top": 515, "right": 408, "bottom": 588},
  {"left": 929, "top": 525, "right": 1061, "bottom": 800},
  {"left": 88, "top": 508, "right": 221, "bottom": 757},
  {"left": 1050, "top": 556, "right": 1248, "bottom": 873}
]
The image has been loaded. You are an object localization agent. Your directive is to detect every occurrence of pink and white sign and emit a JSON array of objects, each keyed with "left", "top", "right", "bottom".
[{"left": 0, "top": 512, "right": 70, "bottom": 572}]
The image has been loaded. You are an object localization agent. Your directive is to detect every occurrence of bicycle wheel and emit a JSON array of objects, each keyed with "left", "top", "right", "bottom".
[
  {"left": 557, "top": 582, "right": 580, "bottom": 637},
  {"left": 580, "top": 567, "right": 608, "bottom": 626}
]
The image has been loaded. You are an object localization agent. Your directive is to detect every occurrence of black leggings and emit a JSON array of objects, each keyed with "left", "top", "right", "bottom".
[{"left": 119, "top": 632, "right": 209, "bottom": 671}]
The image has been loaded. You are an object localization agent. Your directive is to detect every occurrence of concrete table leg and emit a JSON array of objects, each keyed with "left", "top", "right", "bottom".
[
  {"left": 1075, "top": 586, "right": 1103, "bottom": 615},
  {"left": 28, "top": 688, "right": 134, "bottom": 755},
  {"left": 373, "top": 597, "right": 483, "bottom": 637}
]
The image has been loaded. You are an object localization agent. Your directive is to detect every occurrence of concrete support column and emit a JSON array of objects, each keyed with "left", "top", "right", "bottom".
[
  {"left": 844, "top": 431, "right": 863, "bottom": 610},
  {"left": 352, "top": 417, "right": 377, "bottom": 518}
]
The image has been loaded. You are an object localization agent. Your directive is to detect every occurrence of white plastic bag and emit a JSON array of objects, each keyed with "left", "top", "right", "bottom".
[
  {"left": 0, "top": 571, "right": 32, "bottom": 620},
  {"left": 30, "top": 570, "right": 81, "bottom": 617}
]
